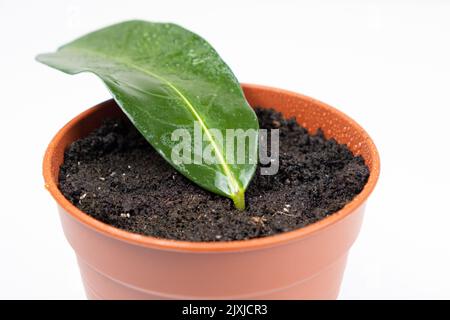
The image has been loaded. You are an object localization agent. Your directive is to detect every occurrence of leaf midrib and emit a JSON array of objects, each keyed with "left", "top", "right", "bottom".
[{"left": 63, "top": 46, "right": 241, "bottom": 195}]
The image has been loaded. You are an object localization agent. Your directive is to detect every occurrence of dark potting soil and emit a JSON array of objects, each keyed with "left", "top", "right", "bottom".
[{"left": 59, "top": 108, "right": 370, "bottom": 242}]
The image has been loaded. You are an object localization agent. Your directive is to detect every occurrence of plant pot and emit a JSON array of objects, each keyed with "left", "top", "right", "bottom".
[{"left": 43, "top": 83, "right": 380, "bottom": 299}]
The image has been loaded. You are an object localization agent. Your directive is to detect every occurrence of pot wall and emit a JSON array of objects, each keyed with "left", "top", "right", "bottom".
[{"left": 59, "top": 204, "right": 364, "bottom": 299}]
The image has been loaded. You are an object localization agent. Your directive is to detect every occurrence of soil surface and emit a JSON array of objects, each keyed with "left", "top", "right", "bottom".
[{"left": 59, "top": 108, "right": 370, "bottom": 242}]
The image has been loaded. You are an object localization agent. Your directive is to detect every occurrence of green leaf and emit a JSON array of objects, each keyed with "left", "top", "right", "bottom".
[{"left": 36, "top": 20, "right": 258, "bottom": 210}]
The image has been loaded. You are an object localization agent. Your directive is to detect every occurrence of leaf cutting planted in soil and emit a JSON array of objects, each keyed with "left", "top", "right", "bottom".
[{"left": 37, "top": 20, "right": 259, "bottom": 209}]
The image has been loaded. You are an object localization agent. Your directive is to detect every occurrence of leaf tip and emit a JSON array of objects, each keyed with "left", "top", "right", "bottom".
[
  {"left": 35, "top": 53, "right": 44, "bottom": 63},
  {"left": 35, "top": 53, "right": 52, "bottom": 65}
]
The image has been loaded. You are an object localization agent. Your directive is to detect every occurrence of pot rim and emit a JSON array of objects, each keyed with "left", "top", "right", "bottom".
[{"left": 43, "top": 83, "right": 380, "bottom": 252}]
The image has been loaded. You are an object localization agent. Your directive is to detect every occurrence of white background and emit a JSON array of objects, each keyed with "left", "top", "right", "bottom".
[{"left": 1, "top": 0, "right": 449, "bottom": 299}]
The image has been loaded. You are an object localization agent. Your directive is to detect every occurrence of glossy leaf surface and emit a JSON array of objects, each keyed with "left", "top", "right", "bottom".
[{"left": 37, "top": 21, "right": 258, "bottom": 209}]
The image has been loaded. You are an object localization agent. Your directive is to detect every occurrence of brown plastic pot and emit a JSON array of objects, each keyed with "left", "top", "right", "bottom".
[{"left": 43, "top": 84, "right": 380, "bottom": 299}]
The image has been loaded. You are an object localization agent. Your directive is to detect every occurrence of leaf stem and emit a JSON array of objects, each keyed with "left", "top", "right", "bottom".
[{"left": 232, "top": 190, "right": 246, "bottom": 210}]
